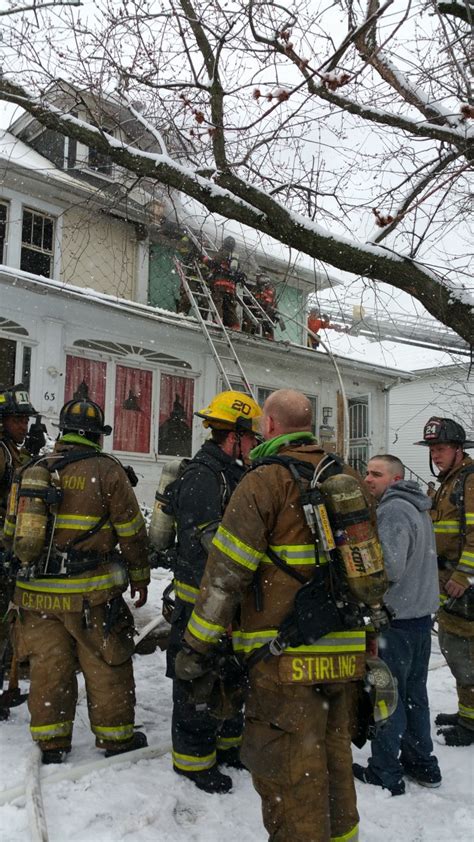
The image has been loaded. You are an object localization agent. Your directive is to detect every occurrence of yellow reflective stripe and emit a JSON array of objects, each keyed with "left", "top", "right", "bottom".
[
  {"left": 31, "top": 721, "right": 73, "bottom": 740},
  {"left": 331, "top": 823, "right": 359, "bottom": 842},
  {"left": 439, "top": 593, "right": 448, "bottom": 605},
  {"left": 458, "top": 703, "right": 474, "bottom": 720},
  {"left": 458, "top": 551, "right": 474, "bottom": 571},
  {"left": 55, "top": 514, "right": 111, "bottom": 531},
  {"left": 3, "top": 517, "right": 15, "bottom": 537},
  {"left": 174, "top": 578, "right": 199, "bottom": 604},
  {"left": 217, "top": 735, "right": 242, "bottom": 749},
  {"left": 114, "top": 511, "right": 144, "bottom": 538},
  {"left": 260, "top": 544, "right": 328, "bottom": 567},
  {"left": 232, "top": 629, "right": 366, "bottom": 654},
  {"left": 187, "top": 610, "right": 225, "bottom": 643},
  {"left": 213, "top": 525, "right": 263, "bottom": 571},
  {"left": 434, "top": 520, "right": 459, "bottom": 534},
  {"left": 15, "top": 568, "right": 127, "bottom": 594},
  {"left": 466, "top": 513, "right": 474, "bottom": 524},
  {"left": 172, "top": 750, "right": 216, "bottom": 772},
  {"left": 92, "top": 723, "right": 135, "bottom": 742},
  {"left": 128, "top": 565, "right": 149, "bottom": 581}
]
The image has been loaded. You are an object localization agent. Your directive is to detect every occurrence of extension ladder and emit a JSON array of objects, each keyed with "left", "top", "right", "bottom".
[{"left": 174, "top": 258, "right": 256, "bottom": 398}]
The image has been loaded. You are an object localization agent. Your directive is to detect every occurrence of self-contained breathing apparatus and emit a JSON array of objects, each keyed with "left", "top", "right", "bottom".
[{"left": 247, "top": 453, "right": 392, "bottom": 669}]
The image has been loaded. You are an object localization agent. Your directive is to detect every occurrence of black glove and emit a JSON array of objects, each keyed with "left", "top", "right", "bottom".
[
  {"left": 149, "top": 547, "right": 177, "bottom": 570},
  {"left": 174, "top": 643, "right": 215, "bottom": 681},
  {"left": 24, "top": 415, "right": 47, "bottom": 456}
]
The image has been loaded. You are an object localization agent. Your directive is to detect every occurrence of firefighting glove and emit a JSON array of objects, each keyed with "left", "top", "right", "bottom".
[
  {"left": 25, "top": 415, "right": 47, "bottom": 456},
  {"left": 175, "top": 643, "right": 215, "bottom": 682}
]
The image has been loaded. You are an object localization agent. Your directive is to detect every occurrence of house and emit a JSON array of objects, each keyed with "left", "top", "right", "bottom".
[
  {"left": 389, "top": 364, "right": 474, "bottom": 484},
  {"left": 0, "top": 89, "right": 412, "bottom": 505}
]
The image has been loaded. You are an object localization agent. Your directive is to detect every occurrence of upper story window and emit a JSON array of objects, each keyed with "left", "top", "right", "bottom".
[
  {"left": 0, "top": 202, "right": 7, "bottom": 263},
  {"left": 20, "top": 208, "right": 55, "bottom": 278}
]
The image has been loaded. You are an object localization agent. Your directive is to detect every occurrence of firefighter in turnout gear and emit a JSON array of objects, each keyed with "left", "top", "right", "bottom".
[
  {"left": 203, "top": 236, "right": 242, "bottom": 330},
  {"left": 0, "top": 384, "right": 44, "bottom": 719},
  {"left": 176, "top": 389, "right": 371, "bottom": 842},
  {"left": 4, "top": 398, "right": 150, "bottom": 763},
  {"left": 166, "top": 390, "right": 262, "bottom": 793},
  {"left": 415, "top": 416, "right": 474, "bottom": 747}
]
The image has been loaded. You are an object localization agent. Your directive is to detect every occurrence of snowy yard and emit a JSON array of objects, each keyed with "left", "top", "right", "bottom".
[{"left": 0, "top": 571, "right": 472, "bottom": 842}]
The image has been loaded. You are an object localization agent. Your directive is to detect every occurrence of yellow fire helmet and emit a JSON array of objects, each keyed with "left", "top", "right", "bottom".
[{"left": 195, "top": 390, "right": 262, "bottom": 433}]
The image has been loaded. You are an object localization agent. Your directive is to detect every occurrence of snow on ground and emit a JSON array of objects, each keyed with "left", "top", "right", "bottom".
[{"left": 0, "top": 572, "right": 473, "bottom": 842}]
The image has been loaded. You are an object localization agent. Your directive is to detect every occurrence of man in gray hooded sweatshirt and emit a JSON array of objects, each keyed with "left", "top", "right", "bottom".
[{"left": 353, "top": 455, "right": 441, "bottom": 795}]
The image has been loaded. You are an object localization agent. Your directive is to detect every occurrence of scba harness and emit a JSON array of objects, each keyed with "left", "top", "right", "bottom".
[{"left": 246, "top": 454, "right": 374, "bottom": 670}]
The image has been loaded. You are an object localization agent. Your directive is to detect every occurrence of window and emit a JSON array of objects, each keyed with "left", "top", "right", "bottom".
[
  {"left": 0, "top": 203, "right": 7, "bottom": 263},
  {"left": 20, "top": 208, "right": 55, "bottom": 278},
  {"left": 88, "top": 135, "right": 113, "bottom": 175},
  {"left": 65, "top": 355, "right": 107, "bottom": 408},
  {"left": 113, "top": 365, "right": 152, "bottom": 453},
  {"left": 0, "top": 336, "right": 32, "bottom": 391},
  {"left": 158, "top": 374, "right": 194, "bottom": 457},
  {"left": 348, "top": 397, "right": 369, "bottom": 473}
]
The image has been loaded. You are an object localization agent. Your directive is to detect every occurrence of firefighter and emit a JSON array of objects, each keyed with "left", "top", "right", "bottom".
[
  {"left": 255, "top": 275, "right": 277, "bottom": 340},
  {"left": 4, "top": 398, "right": 150, "bottom": 763},
  {"left": 415, "top": 416, "right": 474, "bottom": 746},
  {"left": 0, "top": 384, "right": 45, "bottom": 720},
  {"left": 307, "top": 308, "right": 331, "bottom": 349},
  {"left": 175, "top": 389, "right": 369, "bottom": 841},
  {"left": 175, "top": 231, "right": 209, "bottom": 318},
  {"left": 166, "top": 390, "right": 262, "bottom": 793},
  {"left": 204, "top": 236, "right": 242, "bottom": 330}
]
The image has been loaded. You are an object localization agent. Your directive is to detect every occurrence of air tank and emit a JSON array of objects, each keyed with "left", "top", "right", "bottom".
[
  {"left": 13, "top": 464, "right": 51, "bottom": 565},
  {"left": 319, "top": 473, "right": 388, "bottom": 611},
  {"left": 149, "top": 459, "right": 185, "bottom": 550}
]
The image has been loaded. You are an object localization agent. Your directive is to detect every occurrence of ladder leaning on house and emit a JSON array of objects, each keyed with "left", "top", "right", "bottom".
[{"left": 174, "top": 258, "right": 257, "bottom": 399}]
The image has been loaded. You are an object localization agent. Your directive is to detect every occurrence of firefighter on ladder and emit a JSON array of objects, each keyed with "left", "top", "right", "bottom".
[
  {"left": 4, "top": 398, "right": 150, "bottom": 763},
  {"left": 242, "top": 275, "right": 278, "bottom": 340},
  {"left": 176, "top": 231, "right": 209, "bottom": 319},
  {"left": 204, "top": 236, "right": 243, "bottom": 330}
]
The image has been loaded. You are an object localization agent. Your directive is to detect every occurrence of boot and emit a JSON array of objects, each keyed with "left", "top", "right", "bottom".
[
  {"left": 104, "top": 731, "right": 148, "bottom": 758},
  {"left": 217, "top": 747, "right": 247, "bottom": 770},
  {"left": 435, "top": 712, "right": 458, "bottom": 728},
  {"left": 41, "top": 747, "right": 71, "bottom": 765},
  {"left": 174, "top": 765, "right": 233, "bottom": 793},
  {"left": 0, "top": 706, "right": 9, "bottom": 722},
  {"left": 352, "top": 763, "right": 405, "bottom": 796},
  {"left": 439, "top": 723, "right": 474, "bottom": 747}
]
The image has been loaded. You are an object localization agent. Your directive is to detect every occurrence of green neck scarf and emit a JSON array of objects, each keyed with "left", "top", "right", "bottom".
[
  {"left": 60, "top": 433, "right": 102, "bottom": 451},
  {"left": 250, "top": 431, "right": 315, "bottom": 461}
]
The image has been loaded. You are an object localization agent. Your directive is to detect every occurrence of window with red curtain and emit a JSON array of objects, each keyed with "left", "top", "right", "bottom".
[
  {"left": 158, "top": 374, "right": 194, "bottom": 456},
  {"left": 65, "top": 355, "right": 107, "bottom": 409},
  {"left": 113, "top": 365, "right": 152, "bottom": 453}
]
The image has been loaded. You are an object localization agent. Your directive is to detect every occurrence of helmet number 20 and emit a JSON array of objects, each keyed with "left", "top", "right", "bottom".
[{"left": 231, "top": 399, "right": 251, "bottom": 416}]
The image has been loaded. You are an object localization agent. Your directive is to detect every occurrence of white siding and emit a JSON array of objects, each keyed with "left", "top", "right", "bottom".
[{"left": 390, "top": 369, "right": 474, "bottom": 483}]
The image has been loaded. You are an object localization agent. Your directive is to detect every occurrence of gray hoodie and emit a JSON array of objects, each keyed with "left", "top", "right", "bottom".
[{"left": 377, "top": 479, "right": 439, "bottom": 620}]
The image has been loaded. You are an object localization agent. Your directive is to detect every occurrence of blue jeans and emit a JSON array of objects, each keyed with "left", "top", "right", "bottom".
[{"left": 367, "top": 621, "right": 440, "bottom": 789}]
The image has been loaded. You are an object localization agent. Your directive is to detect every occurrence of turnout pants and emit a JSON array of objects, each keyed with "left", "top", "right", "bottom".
[
  {"left": 167, "top": 598, "right": 243, "bottom": 772},
  {"left": 438, "top": 627, "right": 474, "bottom": 730},
  {"left": 241, "top": 671, "right": 359, "bottom": 842},
  {"left": 12, "top": 599, "right": 136, "bottom": 751},
  {"left": 211, "top": 285, "right": 240, "bottom": 329}
]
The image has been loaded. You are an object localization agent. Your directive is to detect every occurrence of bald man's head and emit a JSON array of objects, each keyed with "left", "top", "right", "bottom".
[{"left": 262, "top": 389, "right": 313, "bottom": 439}]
